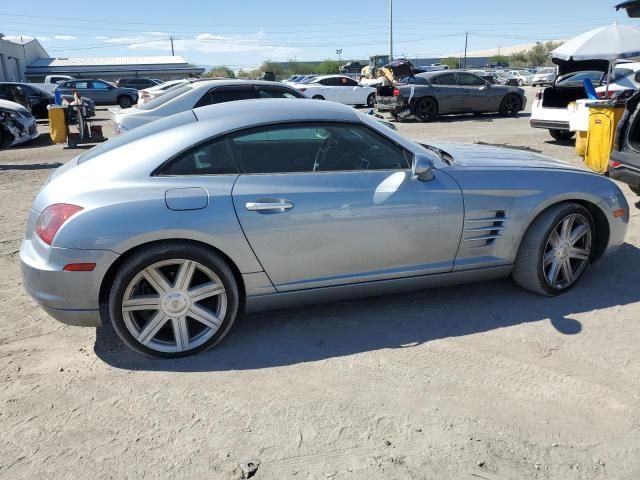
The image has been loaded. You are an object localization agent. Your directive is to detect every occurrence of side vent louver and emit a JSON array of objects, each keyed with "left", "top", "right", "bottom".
[{"left": 463, "top": 210, "right": 508, "bottom": 247}]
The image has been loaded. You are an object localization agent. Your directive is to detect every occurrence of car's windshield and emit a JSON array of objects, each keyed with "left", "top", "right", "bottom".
[
  {"left": 137, "top": 84, "right": 193, "bottom": 110},
  {"left": 556, "top": 71, "right": 604, "bottom": 87},
  {"left": 298, "top": 77, "right": 317, "bottom": 84},
  {"left": 611, "top": 68, "right": 635, "bottom": 82},
  {"left": 537, "top": 67, "right": 555, "bottom": 74}
]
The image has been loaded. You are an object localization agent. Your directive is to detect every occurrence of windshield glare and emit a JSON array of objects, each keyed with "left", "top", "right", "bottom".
[
  {"left": 137, "top": 84, "right": 193, "bottom": 110},
  {"left": 557, "top": 71, "right": 604, "bottom": 87}
]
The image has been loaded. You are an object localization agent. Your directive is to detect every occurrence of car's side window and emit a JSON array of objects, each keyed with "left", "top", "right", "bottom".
[
  {"left": 343, "top": 78, "right": 359, "bottom": 87},
  {"left": 457, "top": 73, "right": 485, "bottom": 86},
  {"left": 90, "top": 81, "right": 109, "bottom": 89},
  {"left": 74, "top": 81, "right": 89, "bottom": 89},
  {"left": 156, "top": 138, "right": 239, "bottom": 176},
  {"left": 318, "top": 78, "right": 336, "bottom": 86},
  {"left": 228, "top": 123, "right": 412, "bottom": 174},
  {"left": 211, "top": 89, "right": 257, "bottom": 104},
  {"left": 257, "top": 88, "right": 300, "bottom": 99},
  {"left": 437, "top": 73, "right": 457, "bottom": 86}
]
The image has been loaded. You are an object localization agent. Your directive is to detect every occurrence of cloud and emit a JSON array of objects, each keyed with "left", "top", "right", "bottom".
[
  {"left": 2, "top": 34, "right": 49, "bottom": 43},
  {"left": 95, "top": 32, "right": 298, "bottom": 59},
  {"left": 52, "top": 35, "right": 77, "bottom": 41}
]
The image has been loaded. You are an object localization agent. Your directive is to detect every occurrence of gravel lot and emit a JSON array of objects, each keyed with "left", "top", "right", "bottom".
[{"left": 1, "top": 88, "right": 639, "bottom": 479}]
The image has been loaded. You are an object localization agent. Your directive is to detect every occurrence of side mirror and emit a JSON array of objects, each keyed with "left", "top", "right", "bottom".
[{"left": 412, "top": 153, "right": 435, "bottom": 182}]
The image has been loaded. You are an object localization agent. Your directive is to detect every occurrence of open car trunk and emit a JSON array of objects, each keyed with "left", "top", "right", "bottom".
[{"left": 541, "top": 58, "right": 611, "bottom": 108}]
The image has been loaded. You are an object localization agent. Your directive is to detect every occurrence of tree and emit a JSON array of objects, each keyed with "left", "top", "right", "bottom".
[
  {"left": 287, "top": 60, "right": 315, "bottom": 75},
  {"left": 510, "top": 52, "right": 529, "bottom": 67},
  {"left": 440, "top": 57, "right": 460, "bottom": 69},
  {"left": 489, "top": 55, "right": 510, "bottom": 67},
  {"left": 203, "top": 65, "right": 235, "bottom": 78},
  {"left": 260, "top": 60, "right": 286, "bottom": 77},
  {"left": 316, "top": 59, "right": 342, "bottom": 74}
]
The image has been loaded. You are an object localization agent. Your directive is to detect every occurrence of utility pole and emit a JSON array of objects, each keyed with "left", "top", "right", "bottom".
[
  {"left": 463, "top": 32, "right": 468, "bottom": 69},
  {"left": 170, "top": 36, "right": 175, "bottom": 56},
  {"left": 389, "top": 0, "right": 393, "bottom": 60}
]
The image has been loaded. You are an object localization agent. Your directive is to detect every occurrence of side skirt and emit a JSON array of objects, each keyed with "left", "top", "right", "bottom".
[{"left": 245, "top": 265, "right": 512, "bottom": 313}]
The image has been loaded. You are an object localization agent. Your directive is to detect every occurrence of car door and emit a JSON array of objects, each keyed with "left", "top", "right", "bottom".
[
  {"left": 230, "top": 122, "right": 464, "bottom": 291},
  {"left": 338, "top": 76, "right": 361, "bottom": 104},
  {"left": 430, "top": 73, "right": 463, "bottom": 113},
  {"left": 89, "top": 80, "right": 113, "bottom": 103},
  {"left": 316, "top": 77, "right": 342, "bottom": 102},
  {"left": 456, "top": 72, "right": 492, "bottom": 112}
]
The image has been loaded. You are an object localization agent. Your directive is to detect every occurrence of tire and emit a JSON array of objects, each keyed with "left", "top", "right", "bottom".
[
  {"left": 518, "top": 80, "right": 524, "bottom": 87},
  {"left": 549, "top": 129, "right": 575, "bottom": 141},
  {"left": 107, "top": 242, "right": 240, "bottom": 358},
  {"left": 118, "top": 96, "right": 133, "bottom": 109},
  {"left": 513, "top": 203, "right": 594, "bottom": 296},
  {"left": 312, "top": 95, "right": 325, "bottom": 100},
  {"left": 499, "top": 94, "right": 521, "bottom": 117},
  {"left": 414, "top": 97, "right": 437, "bottom": 122},
  {"left": 366, "top": 93, "right": 375, "bottom": 108}
]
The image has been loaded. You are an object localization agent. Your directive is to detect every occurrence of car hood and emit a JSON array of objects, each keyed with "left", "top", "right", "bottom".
[{"left": 425, "top": 142, "right": 582, "bottom": 171}]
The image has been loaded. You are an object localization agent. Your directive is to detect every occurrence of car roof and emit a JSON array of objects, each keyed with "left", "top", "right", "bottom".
[
  {"left": 313, "top": 75, "right": 353, "bottom": 80},
  {"left": 0, "top": 99, "right": 29, "bottom": 111},
  {"left": 186, "top": 79, "right": 298, "bottom": 91}
]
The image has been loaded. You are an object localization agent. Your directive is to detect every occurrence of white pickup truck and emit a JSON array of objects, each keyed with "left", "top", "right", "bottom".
[
  {"left": 29, "top": 75, "right": 75, "bottom": 93},
  {"left": 530, "top": 59, "right": 609, "bottom": 140}
]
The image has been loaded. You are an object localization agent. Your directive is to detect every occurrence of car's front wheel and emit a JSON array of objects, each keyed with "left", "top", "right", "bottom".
[
  {"left": 118, "top": 96, "right": 133, "bottom": 109},
  {"left": 108, "top": 242, "right": 240, "bottom": 358},
  {"left": 549, "top": 129, "right": 575, "bottom": 141},
  {"left": 499, "top": 94, "right": 521, "bottom": 117},
  {"left": 414, "top": 97, "right": 437, "bottom": 122},
  {"left": 312, "top": 95, "right": 325, "bottom": 100},
  {"left": 366, "top": 93, "right": 376, "bottom": 108},
  {"left": 513, "top": 203, "right": 594, "bottom": 296}
]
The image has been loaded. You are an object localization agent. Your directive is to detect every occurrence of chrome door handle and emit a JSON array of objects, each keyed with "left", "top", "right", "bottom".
[{"left": 245, "top": 201, "right": 294, "bottom": 211}]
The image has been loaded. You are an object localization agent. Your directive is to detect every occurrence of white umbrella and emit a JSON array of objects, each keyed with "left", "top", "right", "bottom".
[{"left": 553, "top": 23, "right": 640, "bottom": 95}]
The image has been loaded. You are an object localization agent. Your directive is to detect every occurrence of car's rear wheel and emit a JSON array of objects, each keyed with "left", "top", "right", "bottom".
[
  {"left": 414, "top": 97, "right": 437, "bottom": 122},
  {"left": 108, "top": 242, "right": 240, "bottom": 358},
  {"left": 499, "top": 94, "right": 521, "bottom": 117},
  {"left": 118, "top": 96, "right": 133, "bottom": 109},
  {"left": 366, "top": 93, "right": 375, "bottom": 108},
  {"left": 549, "top": 129, "right": 575, "bottom": 141},
  {"left": 513, "top": 203, "right": 594, "bottom": 296},
  {"left": 312, "top": 95, "right": 325, "bottom": 100}
]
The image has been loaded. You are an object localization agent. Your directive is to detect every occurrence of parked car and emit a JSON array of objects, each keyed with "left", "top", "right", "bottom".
[
  {"left": 259, "top": 71, "right": 276, "bottom": 81},
  {"left": 340, "top": 61, "right": 363, "bottom": 74},
  {"left": 595, "top": 62, "right": 640, "bottom": 98},
  {"left": 610, "top": 88, "right": 640, "bottom": 195},
  {"left": 507, "top": 70, "right": 534, "bottom": 86},
  {"left": 293, "top": 75, "right": 376, "bottom": 107},
  {"left": 377, "top": 70, "right": 525, "bottom": 121},
  {"left": 20, "top": 98, "right": 629, "bottom": 357},
  {"left": 530, "top": 59, "right": 609, "bottom": 140},
  {"left": 55, "top": 79, "right": 138, "bottom": 109},
  {"left": 0, "top": 82, "right": 95, "bottom": 118},
  {"left": 532, "top": 67, "right": 557, "bottom": 87},
  {"left": 137, "top": 79, "right": 190, "bottom": 106},
  {"left": 282, "top": 75, "right": 305, "bottom": 85},
  {"left": 113, "top": 79, "right": 306, "bottom": 133},
  {"left": 116, "top": 78, "right": 162, "bottom": 90},
  {"left": 0, "top": 99, "right": 38, "bottom": 148}
]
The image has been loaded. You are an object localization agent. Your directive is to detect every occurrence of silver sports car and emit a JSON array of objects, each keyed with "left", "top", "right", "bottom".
[{"left": 21, "top": 99, "right": 629, "bottom": 358}]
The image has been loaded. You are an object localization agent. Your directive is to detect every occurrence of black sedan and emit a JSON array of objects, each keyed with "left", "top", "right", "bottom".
[{"left": 376, "top": 70, "right": 526, "bottom": 122}]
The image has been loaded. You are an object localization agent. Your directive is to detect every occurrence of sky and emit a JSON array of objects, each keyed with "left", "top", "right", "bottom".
[{"left": 0, "top": 0, "right": 634, "bottom": 69}]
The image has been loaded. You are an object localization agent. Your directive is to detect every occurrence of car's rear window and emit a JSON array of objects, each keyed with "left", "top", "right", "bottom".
[{"left": 137, "top": 84, "right": 193, "bottom": 110}]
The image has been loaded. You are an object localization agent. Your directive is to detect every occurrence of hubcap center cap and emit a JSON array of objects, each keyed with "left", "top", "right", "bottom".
[{"left": 160, "top": 290, "right": 191, "bottom": 317}]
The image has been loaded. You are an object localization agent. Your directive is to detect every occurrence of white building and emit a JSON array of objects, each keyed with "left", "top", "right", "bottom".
[{"left": 0, "top": 35, "right": 48, "bottom": 82}]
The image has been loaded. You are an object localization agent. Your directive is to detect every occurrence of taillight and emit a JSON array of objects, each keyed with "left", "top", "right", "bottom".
[
  {"left": 609, "top": 160, "right": 622, "bottom": 168},
  {"left": 35, "top": 204, "right": 83, "bottom": 245},
  {"left": 141, "top": 91, "right": 150, "bottom": 98},
  {"left": 393, "top": 88, "right": 400, "bottom": 97}
]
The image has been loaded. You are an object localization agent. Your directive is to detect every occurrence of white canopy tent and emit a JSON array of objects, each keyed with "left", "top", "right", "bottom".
[{"left": 552, "top": 23, "right": 640, "bottom": 95}]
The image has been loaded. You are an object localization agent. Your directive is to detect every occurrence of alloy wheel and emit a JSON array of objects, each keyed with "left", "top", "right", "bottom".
[
  {"left": 121, "top": 259, "right": 227, "bottom": 353},
  {"left": 542, "top": 214, "right": 592, "bottom": 290}
]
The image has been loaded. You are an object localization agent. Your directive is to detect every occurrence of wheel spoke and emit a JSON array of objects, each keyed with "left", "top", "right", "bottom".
[
  {"left": 560, "top": 215, "right": 575, "bottom": 241},
  {"left": 549, "top": 229, "right": 561, "bottom": 248},
  {"left": 188, "top": 304, "right": 222, "bottom": 329},
  {"left": 122, "top": 295, "right": 161, "bottom": 312},
  {"left": 570, "top": 247, "right": 590, "bottom": 261},
  {"left": 547, "top": 259, "right": 561, "bottom": 286},
  {"left": 543, "top": 249, "right": 556, "bottom": 266},
  {"left": 570, "top": 224, "right": 589, "bottom": 245},
  {"left": 189, "top": 282, "right": 225, "bottom": 303},
  {"left": 142, "top": 267, "right": 172, "bottom": 294},
  {"left": 561, "top": 260, "right": 575, "bottom": 284},
  {"left": 138, "top": 312, "right": 169, "bottom": 345},
  {"left": 174, "top": 260, "right": 196, "bottom": 290},
  {"left": 172, "top": 316, "right": 190, "bottom": 351}
]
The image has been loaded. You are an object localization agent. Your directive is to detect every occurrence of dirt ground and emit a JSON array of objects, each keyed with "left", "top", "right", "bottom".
[{"left": 1, "top": 89, "right": 639, "bottom": 480}]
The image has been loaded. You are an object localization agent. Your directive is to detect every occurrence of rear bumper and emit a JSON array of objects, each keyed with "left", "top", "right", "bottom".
[
  {"left": 375, "top": 96, "right": 403, "bottom": 112},
  {"left": 20, "top": 235, "right": 119, "bottom": 327},
  {"left": 609, "top": 151, "right": 640, "bottom": 190},
  {"left": 530, "top": 119, "right": 570, "bottom": 130}
]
